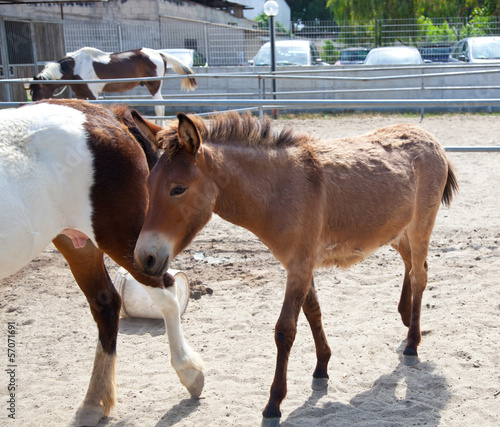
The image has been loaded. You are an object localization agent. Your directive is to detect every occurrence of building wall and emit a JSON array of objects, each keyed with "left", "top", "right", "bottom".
[
  {"left": 159, "top": 0, "right": 257, "bottom": 28},
  {"left": 0, "top": 0, "right": 257, "bottom": 27},
  {"left": 0, "top": 0, "right": 158, "bottom": 23}
]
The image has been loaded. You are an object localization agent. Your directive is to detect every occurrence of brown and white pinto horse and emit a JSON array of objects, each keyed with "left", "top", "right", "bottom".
[
  {"left": 134, "top": 112, "right": 458, "bottom": 424},
  {"left": 0, "top": 100, "right": 203, "bottom": 426},
  {"left": 29, "top": 47, "right": 197, "bottom": 117}
]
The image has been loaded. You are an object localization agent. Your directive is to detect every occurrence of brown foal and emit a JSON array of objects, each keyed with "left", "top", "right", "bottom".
[{"left": 134, "top": 112, "right": 458, "bottom": 422}]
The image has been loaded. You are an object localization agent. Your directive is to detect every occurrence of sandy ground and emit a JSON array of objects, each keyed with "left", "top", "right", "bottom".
[{"left": 1, "top": 113, "right": 499, "bottom": 426}]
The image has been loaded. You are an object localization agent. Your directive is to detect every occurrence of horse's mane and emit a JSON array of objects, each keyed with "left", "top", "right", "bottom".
[
  {"left": 159, "top": 111, "right": 313, "bottom": 157},
  {"left": 37, "top": 61, "right": 62, "bottom": 80}
]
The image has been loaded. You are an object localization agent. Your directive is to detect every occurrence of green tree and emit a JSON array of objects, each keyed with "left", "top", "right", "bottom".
[
  {"left": 326, "top": 0, "right": 417, "bottom": 21},
  {"left": 326, "top": 0, "right": 499, "bottom": 21},
  {"left": 321, "top": 39, "right": 339, "bottom": 63},
  {"left": 254, "top": 12, "right": 291, "bottom": 36},
  {"left": 287, "top": 0, "right": 334, "bottom": 21}
]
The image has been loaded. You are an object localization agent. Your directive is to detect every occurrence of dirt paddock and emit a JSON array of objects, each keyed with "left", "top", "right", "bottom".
[{"left": 1, "top": 113, "right": 499, "bottom": 426}]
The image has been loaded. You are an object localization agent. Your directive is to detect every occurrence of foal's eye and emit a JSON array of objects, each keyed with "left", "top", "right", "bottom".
[{"left": 170, "top": 186, "right": 187, "bottom": 196}]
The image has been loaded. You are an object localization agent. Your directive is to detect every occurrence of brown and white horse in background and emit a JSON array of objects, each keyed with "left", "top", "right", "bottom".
[
  {"left": 134, "top": 111, "right": 458, "bottom": 424},
  {"left": 29, "top": 47, "right": 197, "bottom": 117},
  {"left": 0, "top": 100, "right": 204, "bottom": 426}
]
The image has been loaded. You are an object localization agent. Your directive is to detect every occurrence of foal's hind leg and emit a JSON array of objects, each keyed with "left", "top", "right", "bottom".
[
  {"left": 392, "top": 232, "right": 413, "bottom": 327},
  {"left": 53, "top": 235, "right": 121, "bottom": 427},
  {"left": 392, "top": 232, "right": 429, "bottom": 328},
  {"left": 302, "top": 279, "right": 331, "bottom": 389},
  {"left": 398, "top": 196, "right": 440, "bottom": 366}
]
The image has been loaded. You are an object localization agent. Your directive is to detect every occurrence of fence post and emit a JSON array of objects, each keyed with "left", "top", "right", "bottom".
[
  {"left": 420, "top": 67, "right": 425, "bottom": 121},
  {"left": 258, "top": 75, "right": 263, "bottom": 122},
  {"left": 204, "top": 22, "right": 209, "bottom": 66},
  {"left": 118, "top": 23, "right": 123, "bottom": 51},
  {"left": 0, "top": 18, "right": 12, "bottom": 102},
  {"left": 375, "top": 19, "right": 381, "bottom": 47}
]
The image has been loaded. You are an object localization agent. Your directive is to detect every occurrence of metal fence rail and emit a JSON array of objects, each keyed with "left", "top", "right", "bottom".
[{"left": 2, "top": 69, "right": 500, "bottom": 152}]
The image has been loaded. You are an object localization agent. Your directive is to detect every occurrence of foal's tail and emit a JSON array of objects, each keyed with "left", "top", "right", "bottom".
[
  {"left": 159, "top": 52, "right": 198, "bottom": 91},
  {"left": 442, "top": 161, "right": 459, "bottom": 207}
]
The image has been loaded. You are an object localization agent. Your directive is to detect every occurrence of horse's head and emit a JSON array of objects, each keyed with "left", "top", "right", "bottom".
[
  {"left": 30, "top": 58, "right": 74, "bottom": 101},
  {"left": 134, "top": 113, "right": 217, "bottom": 277},
  {"left": 29, "top": 76, "right": 56, "bottom": 101}
]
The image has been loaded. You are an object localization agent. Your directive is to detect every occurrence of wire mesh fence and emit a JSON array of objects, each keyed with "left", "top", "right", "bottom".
[{"left": 62, "top": 15, "right": 500, "bottom": 66}]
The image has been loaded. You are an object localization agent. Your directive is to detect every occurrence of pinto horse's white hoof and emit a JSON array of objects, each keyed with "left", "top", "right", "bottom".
[
  {"left": 70, "top": 403, "right": 104, "bottom": 426},
  {"left": 186, "top": 370, "right": 205, "bottom": 398}
]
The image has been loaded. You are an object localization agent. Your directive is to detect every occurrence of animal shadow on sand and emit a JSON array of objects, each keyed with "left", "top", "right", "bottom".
[
  {"left": 282, "top": 341, "right": 451, "bottom": 427},
  {"left": 118, "top": 316, "right": 165, "bottom": 338}
]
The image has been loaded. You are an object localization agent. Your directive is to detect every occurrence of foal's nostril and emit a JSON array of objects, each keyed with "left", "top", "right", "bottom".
[{"left": 146, "top": 255, "right": 156, "bottom": 270}]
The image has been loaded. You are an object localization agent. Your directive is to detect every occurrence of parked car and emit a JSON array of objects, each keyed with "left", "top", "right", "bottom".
[
  {"left": 419, "top": 43, "right": 452, "bottom": 63},
  {"left": 335, "top": 47, "right": 370, "bottom": 65},
  {"left": 159, "top": 48, "right": 207, "bottom": 67},
  {"left": 448, "top": 36, "right": 500, "bottom": 63},
  {"left": 249, "top": 40, "right": 329, "bottom": 66},
  {"left": 363, "top": 46, "right": 425, "bottom": 65}
]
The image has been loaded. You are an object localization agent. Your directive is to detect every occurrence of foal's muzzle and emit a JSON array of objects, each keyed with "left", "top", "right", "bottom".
[{"left": 134, "top": 232, "right": 171, "bottom": 277}]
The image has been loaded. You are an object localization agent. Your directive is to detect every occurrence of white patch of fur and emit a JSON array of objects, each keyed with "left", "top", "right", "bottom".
[
  {"left": 71, "top": 341, "right": 116, "bottom": 426},
  {"left": 139, "top": 48, "right": 165, "bottom": 117},
  {"left": 144, "top": 286, "right": 204, "bottom": 395},
  {"left": 70, "top": 47, "right": 110, "bottom": 97},
  {"left": 38, "top": 61, "right": 63, "bottom": 80},
  {"left": 0, "top": 103, "right": 95, "bottom": 279}
]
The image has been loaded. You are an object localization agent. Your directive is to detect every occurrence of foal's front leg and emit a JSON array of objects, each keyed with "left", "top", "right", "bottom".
[{"left": 262, "top": 267, "right": 313, "bottom": 422}]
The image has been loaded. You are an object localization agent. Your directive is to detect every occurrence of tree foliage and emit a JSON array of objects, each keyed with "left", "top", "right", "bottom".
[
  {"left": 325, "top": 0, "right": 499, "bottom": 21},
  {"left": 286, "top": 0, "right": 334, "bottom": 21}
]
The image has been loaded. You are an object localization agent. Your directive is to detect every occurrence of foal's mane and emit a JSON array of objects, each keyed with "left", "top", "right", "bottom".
[{"left": 159, "top": 111, "right": 313, "bottom": 157}]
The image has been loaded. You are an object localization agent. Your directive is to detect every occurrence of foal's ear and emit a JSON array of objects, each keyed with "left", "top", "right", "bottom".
[
  {"left": 177, "top": 112, "right": 201, "bottom": 154},
  {"left": 131, "top": 109, "right": 163, "bottom": 146}
]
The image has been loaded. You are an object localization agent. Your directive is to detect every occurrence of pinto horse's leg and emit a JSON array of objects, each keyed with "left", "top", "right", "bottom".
[
  {"left": 302, "top": 279, "right": 331, "bottom": 389},
  {"left": 102, "top": 246, "right": 205, "bottom": 399},
  {"left": 52, "top": 235, "right": 120, "bottom": 427},
  {"left": 145, "top": 80, "right": 165, "bottom": 119},
  {"left": 262, "top": 268, "right": 313, "bottom": 422},
  {"left": 140, "top": 281, "right": 205, "bottom": 397},
  {"left": 70, "top": 84, "right": 98, "bottom": 101}
]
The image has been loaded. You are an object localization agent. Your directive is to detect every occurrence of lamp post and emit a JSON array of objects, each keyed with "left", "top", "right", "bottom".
[{"left": 264, "top": 0, "right": 279, "bottom": 117}]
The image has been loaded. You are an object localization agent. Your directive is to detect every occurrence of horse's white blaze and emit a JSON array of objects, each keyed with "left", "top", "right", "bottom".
[
  {"left": 0, "top": 103, "right": 95, "bottom": 279},
  {"left": 143, "top": 286, "right": 204, "bottom": 396}
]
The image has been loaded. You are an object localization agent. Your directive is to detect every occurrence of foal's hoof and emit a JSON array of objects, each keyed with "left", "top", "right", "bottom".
[
  {"left": 70, "top": 404, "right": 104, "bottom": 426},
  {"left": 311, "top": 377, "right": 329, "bottom": 391},
  {"left": 261, "top": 417, "right": 281, "bottom": 427},
  {"left": 403, "top": 355, "right": 419, "bottom": 366},
  {"left": 187, "top": 370, "right": 205, "bottom": 399}
]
